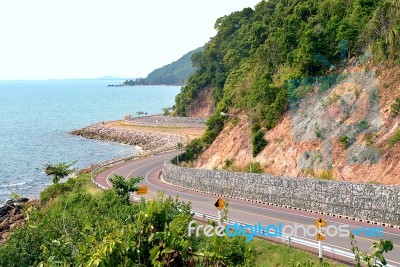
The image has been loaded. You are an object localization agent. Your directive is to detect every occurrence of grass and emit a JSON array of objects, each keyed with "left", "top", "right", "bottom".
[
  {"left": 339, "top": 135, "right": 355, "bottom": 149},
  {"left": 318, "top": 170, "right": 333, "bottom": 180},
  {"left": 389, "top": 128, "right": 400, "bottom": 147},
  {"left": 112, "top": 120, "right": 205, "bottom": 139},
  {"left": 328, "top": 93, "right": 341, "bottom": 105},
  {"left": 223, "top": 161, "right": 265, "bottom": 173},
  {"left": 364, "top": 133, "right": 375, "bottom": 146},
  {"left": 304, "top": 169, "right": 333, "bottom": 180},
  {"left": 391, "top": 97, "right": 400, "bottom": 117},
  {"left": 251, "top": 238, "right": 347, "bottom": 266}
]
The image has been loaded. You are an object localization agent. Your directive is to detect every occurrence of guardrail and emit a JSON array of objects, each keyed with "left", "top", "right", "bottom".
[
  {"left": 90, "top": 155, "right": 139, "bottom": 189},
  {"left": 90, "top": 148, "right": 184, "bottom": 189},
  {"left": 191, "top": 211, "right": 396, "bottom": 267}
]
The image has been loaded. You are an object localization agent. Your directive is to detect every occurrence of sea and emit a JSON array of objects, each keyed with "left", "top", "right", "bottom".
[{"left": 0, "top": 80, "right": 180, "bottom": 203}]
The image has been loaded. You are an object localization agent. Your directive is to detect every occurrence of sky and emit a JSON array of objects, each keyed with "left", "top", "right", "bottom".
[{"left": 0, "top": 0, "right": 261, "bottom": 80}]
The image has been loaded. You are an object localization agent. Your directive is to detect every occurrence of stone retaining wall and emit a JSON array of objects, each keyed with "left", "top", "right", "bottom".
[{"left": 163, "top": 162, "right": 400, "bottom": 226}]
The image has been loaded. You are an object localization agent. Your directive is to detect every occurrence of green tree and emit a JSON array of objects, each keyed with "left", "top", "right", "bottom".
[
  {"left": 109, "top": 174, "right": 142, "bottom": 201},
  {"left": 42, "top": 161, "right": 76, "bottom": 184},
  {"left": 350, "top": 234, "right": 394, "bottom": 267},
  {"left": 163, "top": 107, "right": 173, "bottom": 116}
]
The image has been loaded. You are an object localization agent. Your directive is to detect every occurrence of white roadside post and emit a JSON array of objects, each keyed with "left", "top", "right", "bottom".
[
  {"left": 315, "top": 218, "right": 326, "bottom": 262},
  {"left": 319, "top": 240, "right": 323, "bottom": 261}
]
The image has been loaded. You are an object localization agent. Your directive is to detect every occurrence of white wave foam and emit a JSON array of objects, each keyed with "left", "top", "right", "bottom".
[{"left": 0, "top": 181, "right": 27, "bottom": 188}]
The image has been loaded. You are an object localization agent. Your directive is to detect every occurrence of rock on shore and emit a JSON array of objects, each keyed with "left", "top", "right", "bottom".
[
  {"left": 70, "top": 122, "right": 183, "bottom": 151},
  {"left": 0, "top": 198, "right": 34, "bottom": 244}
]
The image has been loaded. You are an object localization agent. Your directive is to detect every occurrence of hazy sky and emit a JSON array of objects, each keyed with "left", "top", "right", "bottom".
[{"left": 0, "top": 0, "right": 260, "bottom": 80}]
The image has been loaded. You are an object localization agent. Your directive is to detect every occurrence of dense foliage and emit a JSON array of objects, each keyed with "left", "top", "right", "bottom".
[
  {"left": 0, "top": 174, "right": 254, "bottom": 266},
  {"left": 124, "top": 47, "right": 203, "bottom": 86},
  {"left": 178, "top": 0, "right": 400, "bottom": 160}
]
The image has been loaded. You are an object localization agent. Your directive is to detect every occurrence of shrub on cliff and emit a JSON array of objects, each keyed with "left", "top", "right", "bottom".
[
  {"left": 184, "top": 138, "right": 205, "bottom": 161},
  {"left": 40, "top": 173, "right": 89, "bottom": 203},
  {"left": 252, "top": 130, "right": 268, "bottom": 157}
]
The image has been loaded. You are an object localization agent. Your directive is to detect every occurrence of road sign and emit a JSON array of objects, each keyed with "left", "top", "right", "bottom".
[
  {"left": 314, "top": 218, "right": 327, "bottom": 241},
  {"left": 137, "top": 186, "right": 148, "bottom": 195},
  {"left": 214, "top": 198, "right": 225, "bottom": 211}
]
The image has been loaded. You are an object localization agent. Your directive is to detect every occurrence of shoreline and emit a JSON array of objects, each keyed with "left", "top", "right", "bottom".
[
  {"left": 1, "top": 116, "right": 205, "bottom": 205},
  {"left": 70, "top": 121, "right": 186, "bottom": 151}
]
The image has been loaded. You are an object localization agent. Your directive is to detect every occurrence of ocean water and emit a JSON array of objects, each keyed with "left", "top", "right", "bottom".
[{"left": 0, "top": 80, "right": 180, "bottom": 202}]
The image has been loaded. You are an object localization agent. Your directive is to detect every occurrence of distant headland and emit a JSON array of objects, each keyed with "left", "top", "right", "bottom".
[{"left": 108, "top": 47, "right": 202, "bottom": 87}]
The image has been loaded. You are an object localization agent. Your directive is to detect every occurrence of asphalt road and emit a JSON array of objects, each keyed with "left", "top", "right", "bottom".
[{"left": 95, "top": 152, "right": 400, "bottom": 266}]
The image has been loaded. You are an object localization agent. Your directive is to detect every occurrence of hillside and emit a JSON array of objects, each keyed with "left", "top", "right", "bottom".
[
  {"left": 176, "top": 0, "right": 400, "bottom": 184},
  {"left": 124, "top": 47, "right": 203, "bottom": 86}
]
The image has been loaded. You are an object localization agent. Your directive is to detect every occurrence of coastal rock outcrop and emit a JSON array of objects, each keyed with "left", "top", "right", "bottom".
[
  {"left": 0, "top": 198, "right": 32, "bottom": 244},
  {"left": 70, "top": 123, "right": 183, "bottom": 151}
]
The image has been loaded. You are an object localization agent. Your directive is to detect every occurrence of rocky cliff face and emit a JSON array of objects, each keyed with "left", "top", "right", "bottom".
[
  {"left": 70, "top": 122, "right": 183, "bottom": 151},
  {"left": 195, "top": 65, "right": 400, "bottom": 185}
]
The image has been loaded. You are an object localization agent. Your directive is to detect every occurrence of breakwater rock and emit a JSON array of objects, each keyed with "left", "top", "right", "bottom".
[{"left": 70, "top": 123, "right": 183, "bottom": 151}]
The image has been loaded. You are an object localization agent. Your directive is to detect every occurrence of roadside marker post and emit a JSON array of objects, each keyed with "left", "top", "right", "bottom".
[
  {"left": 214, "top": 198, "right": 225, "bottom": 225},
  {"left": 137, "top": 186, "right": 148, "bottom": 200},
  {"left": 314, "top": 218, "right": 327, "bottom": 261},
  {"left": 318, "top": 240, "right": 323, "bottom": 261},
  {"left": 137, "top": 186, "right": 148, "bottom": 195}
]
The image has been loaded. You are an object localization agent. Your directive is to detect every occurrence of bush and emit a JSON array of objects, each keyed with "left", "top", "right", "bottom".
[
  {"left": 109, "top": 174, "right": 142, "bottom": 202},
  {"left": 252, "top": 130, "right": 268, "bottom": 156},
  {"left": 223, "top": 158, "right": 234, "bottom": 169},
  {"left": 318, "top": 170, "right": 333, "bottom": 180},
  {"left": 184, "top": 138, "right": 204, "bottom": 161},
  {"left": 364, "top": 133, "right": 375, "bottom": 146},
  {"left": 263, "top": 89, "right": 287, "bottom": 130},
  {"left": 315, "top": 124, "right": 324, "bottom": 139},
  {"left": 247, "top": 161, "right": 264, "bottom": 173},
  {"left": 339, "top": 135, "right": 355, "bottom": 149},
  {"left": 40, "top": 174, "right": 89, "bottom": 203},
  {"left": 391, "top": 97, "right": 400, "bottom": 117},
  {"left": 357, "top": 120, "right": 370, "bottom": 132},
  {"left": 389, "top": 128, "right": 400, "bottom": 147}
]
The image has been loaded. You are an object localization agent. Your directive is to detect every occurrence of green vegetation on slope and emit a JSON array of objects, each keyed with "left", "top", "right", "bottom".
[
  {"left": 177, "top": 0, "right": 400, "bottom": 161},
  {"left": 124, "top": 47, "right": 203, "bottom": 86}
]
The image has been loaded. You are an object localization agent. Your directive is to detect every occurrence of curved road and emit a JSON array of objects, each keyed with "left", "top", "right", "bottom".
[{"left": 95, "top": 152, "right": 400, "bottom": 266}]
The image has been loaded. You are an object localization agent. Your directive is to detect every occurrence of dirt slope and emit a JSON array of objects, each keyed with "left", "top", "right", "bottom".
[{"left": 190, "top": 86, "right": 213, "bottom": 118}]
